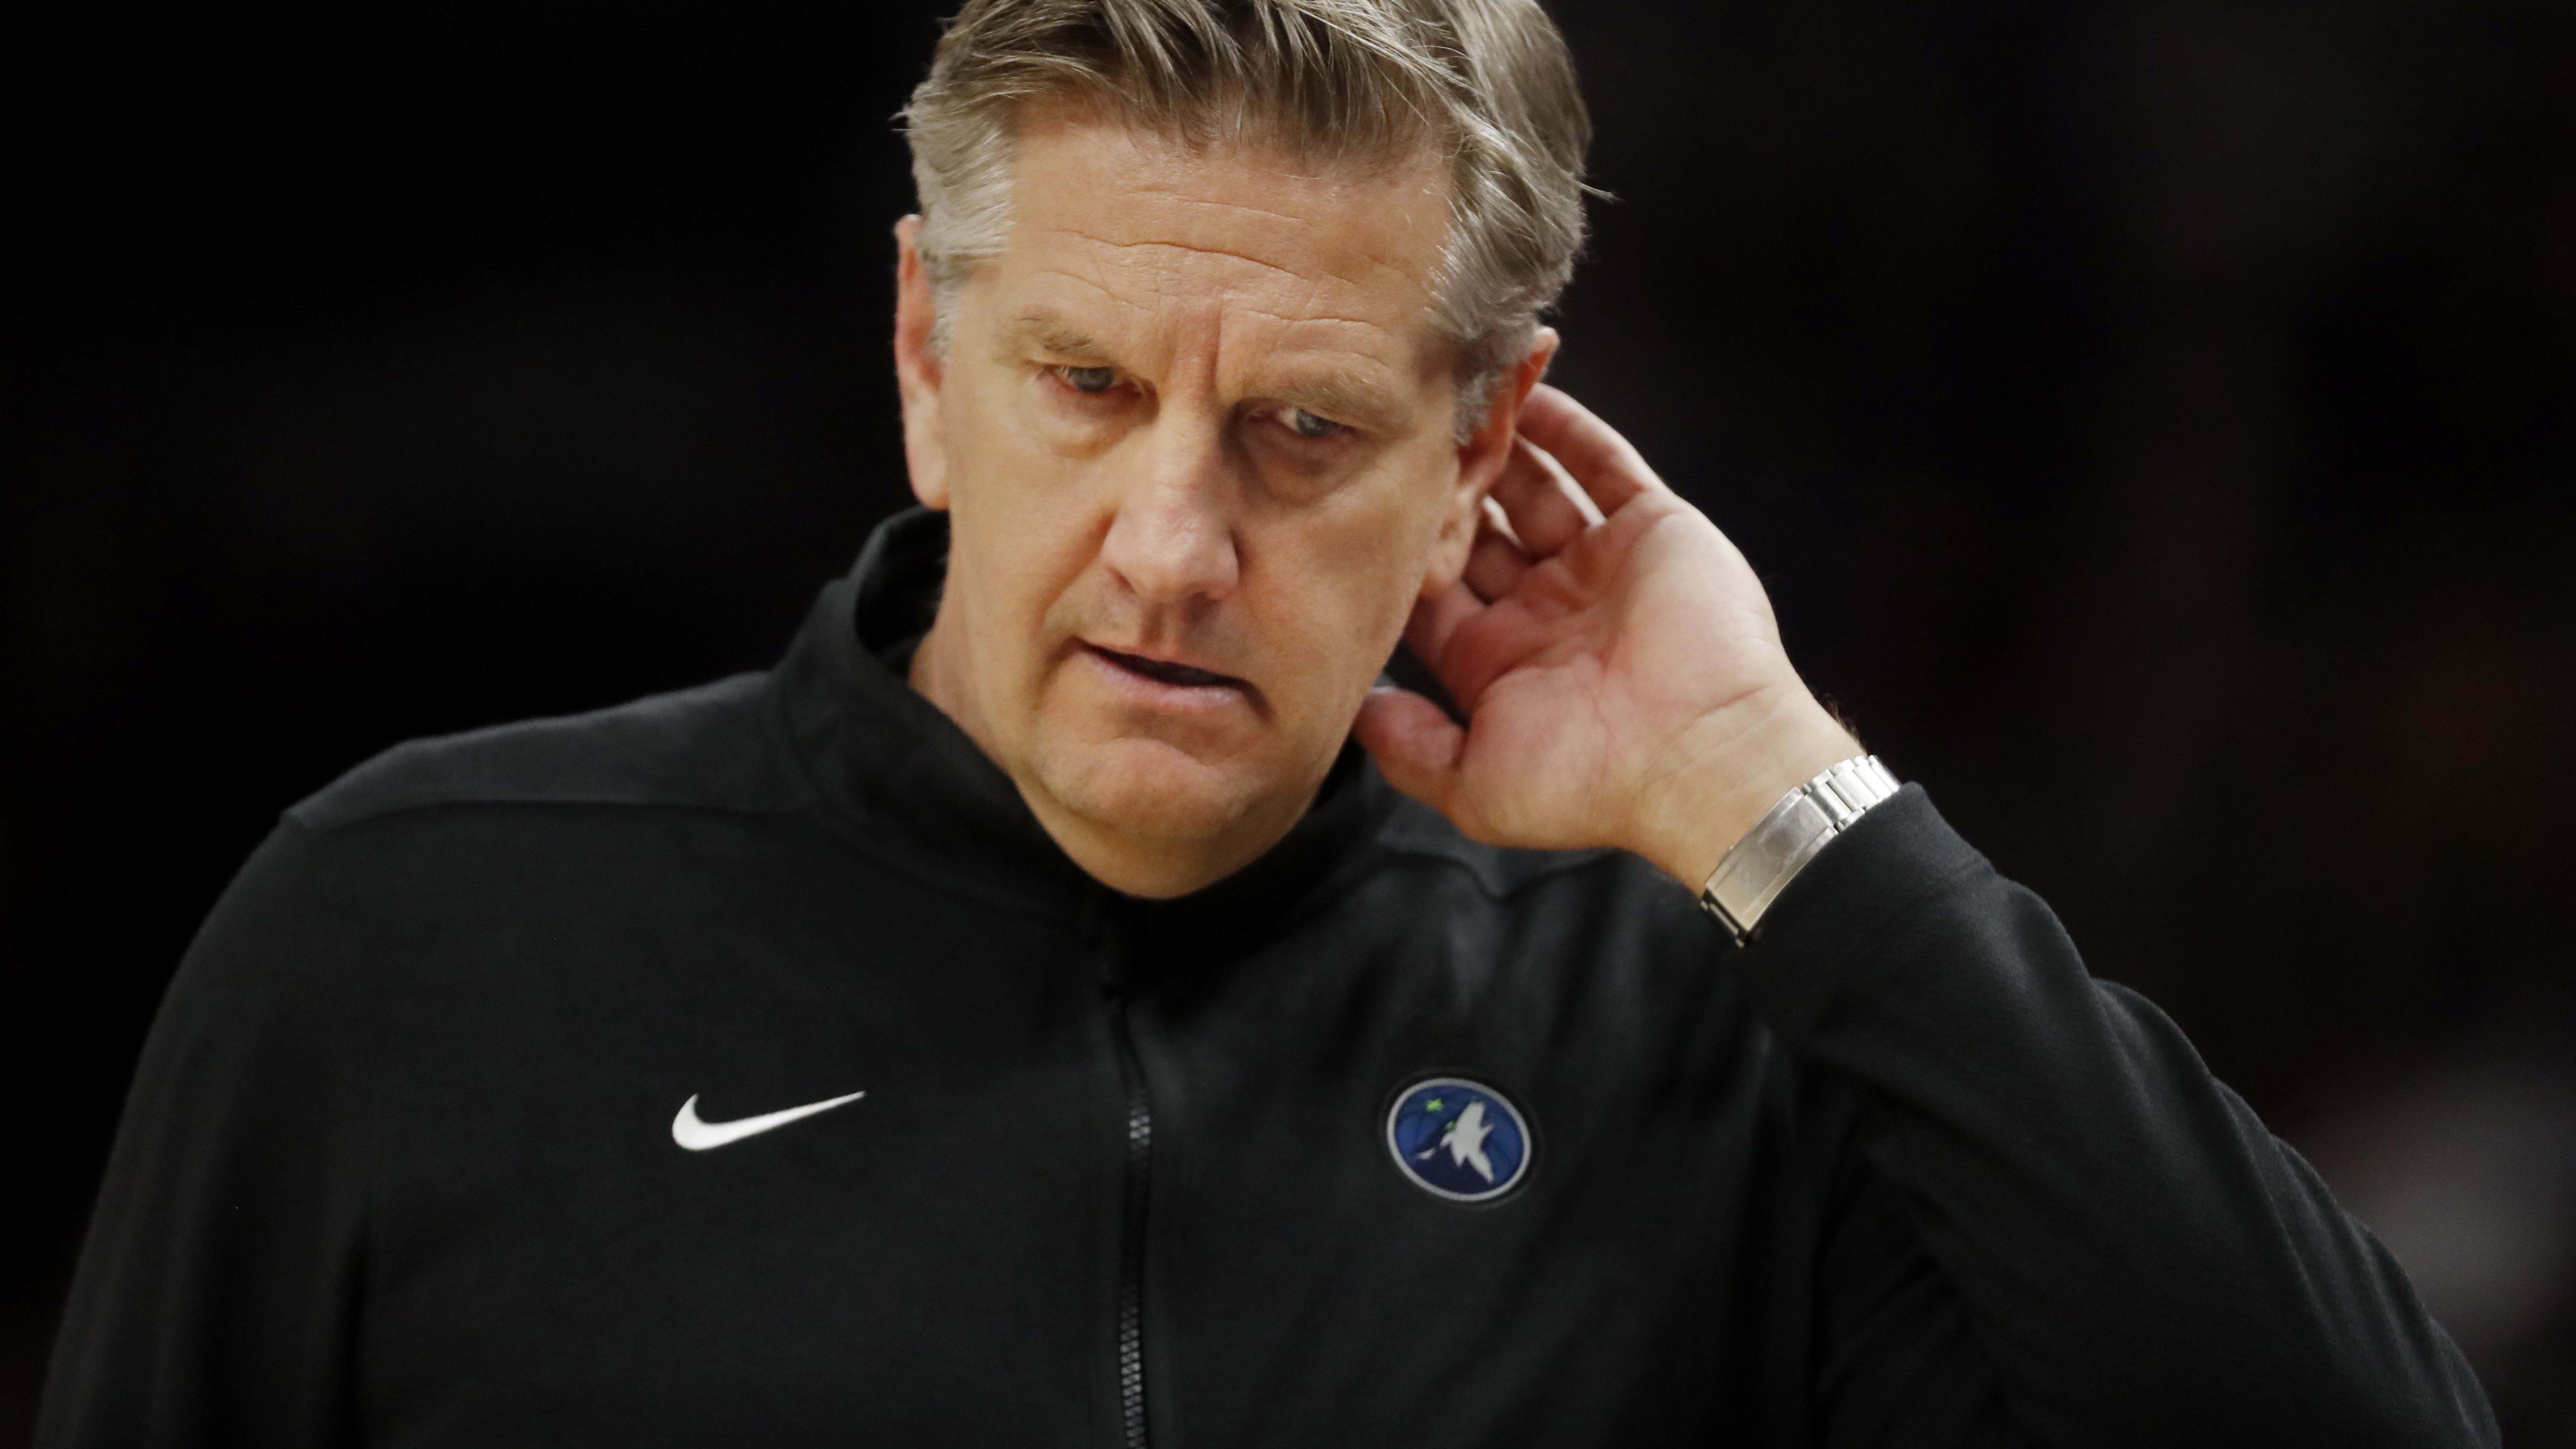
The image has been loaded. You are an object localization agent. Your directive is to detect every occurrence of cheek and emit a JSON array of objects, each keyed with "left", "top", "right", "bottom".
[
  {"left": 1334, "top": 445, "right": 1461, "bottom": 613},
  {"left": 1256, "top": 461, "right": 1453, "bottom": 707},
  {"left": 959, "top": 504, "right": 1092, "bottom": 657},
  {"left": 942, "top": 390, "right": 1103, "bottom": 670}
]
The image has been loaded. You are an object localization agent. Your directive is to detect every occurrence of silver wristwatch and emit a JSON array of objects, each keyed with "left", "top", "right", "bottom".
[{"left": 1699, "top": 755, "right": 1901, "bottom": 944}]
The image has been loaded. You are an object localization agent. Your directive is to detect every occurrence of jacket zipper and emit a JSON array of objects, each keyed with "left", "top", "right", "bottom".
[{"left": 1102, "top": 924, "right": 1153, "bottom": 1449}]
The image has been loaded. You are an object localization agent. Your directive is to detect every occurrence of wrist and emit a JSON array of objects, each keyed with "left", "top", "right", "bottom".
[{"left": 1630, "top": 687, "right": 1859, "bottom": 889}]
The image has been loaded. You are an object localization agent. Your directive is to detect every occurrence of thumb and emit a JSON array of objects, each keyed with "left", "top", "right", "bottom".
[{"left": 1353, "top": 686, "right": 1467, "bottom": 814}]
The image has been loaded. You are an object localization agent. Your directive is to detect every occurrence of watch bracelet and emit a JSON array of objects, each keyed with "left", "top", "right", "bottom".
[{"left": 1699, "top": 755, "right": 1900, "bottom": 944}]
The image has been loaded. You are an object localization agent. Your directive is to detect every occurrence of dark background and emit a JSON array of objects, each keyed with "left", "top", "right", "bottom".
[{"left": 4, "top": 0, "right": 2570, "bottom": 1437}]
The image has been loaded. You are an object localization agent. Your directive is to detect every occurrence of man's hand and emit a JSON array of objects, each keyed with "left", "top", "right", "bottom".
[{"left": 1353, "top": 385, "right": 1860, "bottom": 889}]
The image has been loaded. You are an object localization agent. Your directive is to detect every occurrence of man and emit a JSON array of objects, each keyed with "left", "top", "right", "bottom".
[{"left": 41, "top": 1, "right": 2493, "bottom": 1444}]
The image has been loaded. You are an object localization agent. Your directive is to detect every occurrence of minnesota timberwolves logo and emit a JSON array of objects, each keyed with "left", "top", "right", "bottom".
[{"left": 1385, "top": 1076, "right": 1531, "bottom": 1203}]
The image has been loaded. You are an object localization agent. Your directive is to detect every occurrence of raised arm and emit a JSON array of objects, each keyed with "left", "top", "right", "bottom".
[{"left": 1353, "top": 384, "right": 2495, "bottom": 1445}]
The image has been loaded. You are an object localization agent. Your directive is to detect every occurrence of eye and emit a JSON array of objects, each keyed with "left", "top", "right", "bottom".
[
  {"left": 1283, "top": 407, "right": 1344, "bottom": 440},
  {"left": 1058, "top": 365, "right": 1118, "bottom": 394}
]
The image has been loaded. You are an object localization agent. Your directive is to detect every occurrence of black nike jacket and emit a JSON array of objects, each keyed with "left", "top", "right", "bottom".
[{"left": 39, "top": 508, "right": 2496, "bottom": 1447}]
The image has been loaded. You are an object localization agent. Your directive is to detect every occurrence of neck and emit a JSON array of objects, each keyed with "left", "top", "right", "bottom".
[{"left": 906, "top": 609, "right": 1317, "bottom": 899}]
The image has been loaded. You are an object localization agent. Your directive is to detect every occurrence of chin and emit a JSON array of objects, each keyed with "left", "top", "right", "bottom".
[{"left": 1032, "top": 733, "right": 1275, "bottom": 847}]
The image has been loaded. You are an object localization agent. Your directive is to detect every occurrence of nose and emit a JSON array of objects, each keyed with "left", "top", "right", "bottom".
[{"left": 1099, "top": 414, "right": 1240, "bottom": 605}]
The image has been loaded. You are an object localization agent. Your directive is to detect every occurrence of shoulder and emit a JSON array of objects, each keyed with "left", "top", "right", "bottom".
[
  {"left": 286, "top": 671, "right": 801, "bottom": 835},
  {"left": 1372, "top": 793, "right": 1669, "bottom": 905},
  {"left": 1357, "top": 792, "right": 1786, "bottom": 1127},
  {"left": 1364, "top": 793, "right": 1716, "bottom": 976}
]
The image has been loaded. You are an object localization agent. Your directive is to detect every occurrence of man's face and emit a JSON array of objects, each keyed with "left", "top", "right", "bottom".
[{"left": 895, "top": 108, "right": 1529, "bottom": 895}]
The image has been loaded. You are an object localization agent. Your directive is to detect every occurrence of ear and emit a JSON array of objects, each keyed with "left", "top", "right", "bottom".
[
  {"left": 1422, "top": 327, "right": 1561, "bottom": 597},
  {"left": 892, "top": 215, "right": 952, "bottom": 511}
]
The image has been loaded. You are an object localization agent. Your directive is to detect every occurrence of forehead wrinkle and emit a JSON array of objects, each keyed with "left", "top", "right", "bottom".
[
  {"left": 1009, "top": 269, "right": 1159, "bottom": 336},
  {"left": 1072, "top": 233, "right": 1312, "bottom": 288},
  {"left": 1111, "top": 141, "right": 1436, "bottom": 221},
  {"left": 1010, "top": 114, "right": 1450, "bottom": 303},
  {"left": 1246, "top": 311, "right": 1392, "bottom": 334},
  {"left": 1045, "top": 196, "right": 1434, "bottom": 304},
  {"left": 1147, "top": 190, "right": 1312, "bottom": 228},
  {"left": 1036, "top": 234, "right": 1417, "bottom": 361}
]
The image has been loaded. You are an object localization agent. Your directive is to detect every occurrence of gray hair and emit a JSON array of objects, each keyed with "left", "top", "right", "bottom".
[{"left": 900, "top": 0, "right": 1590, "bottom": 435}]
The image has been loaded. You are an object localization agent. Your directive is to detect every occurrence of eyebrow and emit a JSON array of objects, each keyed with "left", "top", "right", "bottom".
[
  {"left": 1004, "top": 306, "right": 1409, "bottom": 433},
  {"left": 1268, "top": 373, "right": 1405, "bottom": 433},
  {"left": 1004, "top": 309, "right": 1110, "bottom": 359}
]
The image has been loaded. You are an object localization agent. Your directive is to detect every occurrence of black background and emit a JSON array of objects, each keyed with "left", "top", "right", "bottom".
[{"left": 4, "top": 0, "right": 2571, "bottom": 1437}]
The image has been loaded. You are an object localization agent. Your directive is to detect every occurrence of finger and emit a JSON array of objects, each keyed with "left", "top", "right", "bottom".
[
  {"left": 1488, "top": 434, "right": 1598, "bottom": 556},
  {"left": 1534, "top": 440, "right": 1607, "bottom": 527},
  {"left": 1459, "top": 510, "right": 1531, "bottom": 603},
  {"left": 1403, "top": 579, "right": 1484, "bottom": 674},
  {"left": 1352, "top": 686, "right": 1464, "bottom": 816},
  {"left": 1514, "top": 384, "right": 1670, "bottom": 516}
]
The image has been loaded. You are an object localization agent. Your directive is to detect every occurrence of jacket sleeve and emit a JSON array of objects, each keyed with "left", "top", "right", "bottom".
[
  {"left": 38, "top": 820, "right": 369, "bottom": 1448},
  {"left": 1742, "top": 787, "right": 2494, "bottom": 1447}
]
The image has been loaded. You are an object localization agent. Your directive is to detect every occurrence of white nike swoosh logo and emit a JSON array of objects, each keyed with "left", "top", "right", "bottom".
[{"left": 671, "top": 1089, "right": 867, "bottom": 1151}]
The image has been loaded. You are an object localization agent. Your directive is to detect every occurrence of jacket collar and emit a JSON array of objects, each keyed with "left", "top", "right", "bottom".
[{"left": 768, "top": 506, "right": 1400, "bottom": 961}]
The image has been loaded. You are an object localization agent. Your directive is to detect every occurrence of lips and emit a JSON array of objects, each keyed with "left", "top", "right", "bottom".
[{"left": 1084, "top": 642, "right": 1247, "bottom": 692}]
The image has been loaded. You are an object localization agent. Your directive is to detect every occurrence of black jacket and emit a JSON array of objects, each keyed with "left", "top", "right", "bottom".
[{"left": 42, "top": 508, "right": 2494, "bottom": 1447}]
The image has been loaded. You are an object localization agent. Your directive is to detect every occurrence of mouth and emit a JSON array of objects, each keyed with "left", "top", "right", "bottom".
[{"left": 1082, "top": 642, "right": 1249, "bottom": 694}]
